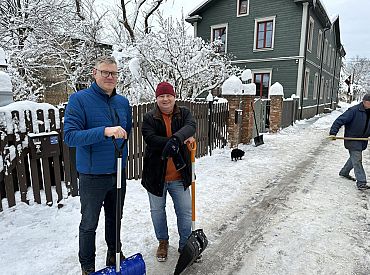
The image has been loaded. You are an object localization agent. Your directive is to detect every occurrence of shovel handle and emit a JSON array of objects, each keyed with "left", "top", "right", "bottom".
[
  {"left": 329, "top": 136, "right": 370, "bottom": 141},
  {"left": 187, "top": 141, "right": 197, "bottom": 228}
]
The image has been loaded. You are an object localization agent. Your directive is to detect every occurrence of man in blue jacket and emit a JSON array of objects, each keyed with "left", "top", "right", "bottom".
[
  {"left": 63, "top": 56, "right": 132, "bottom": 275},
  {"left": 329, "top": 94, "right": 370, "bottom": 190}
]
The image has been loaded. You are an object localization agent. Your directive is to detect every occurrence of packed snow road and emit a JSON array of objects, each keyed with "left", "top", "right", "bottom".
[{"left": 184, "top": 125, "right": 370, "bottom": 275}]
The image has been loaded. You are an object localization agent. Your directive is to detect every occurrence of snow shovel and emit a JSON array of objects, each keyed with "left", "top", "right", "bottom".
[
  {"left": 93, "top": 138, "right": 146, "bottom": 275},
  {"left": 251, "top": 102, "right": 264, "bottom": 146},
  {"left": 174, "top": 141, "right": 208, "bottom": 275}
]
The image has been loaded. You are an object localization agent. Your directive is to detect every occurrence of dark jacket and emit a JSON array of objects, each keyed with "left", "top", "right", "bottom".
[
  {"left": 330, "top": 102, "right": 370, "bottom": 151},
  {"left": 141, "top": 104, "right": 196, "bottom": 197},
  {"left": 63, "top": 82, "right": 132, "bottom": 174}
]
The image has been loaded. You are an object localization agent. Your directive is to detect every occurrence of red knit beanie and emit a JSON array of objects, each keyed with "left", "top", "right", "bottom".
[{"left": 155, "top": 82, "right": 175, "bottom": 98}]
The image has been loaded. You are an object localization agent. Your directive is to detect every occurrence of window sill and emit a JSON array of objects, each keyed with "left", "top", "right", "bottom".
[{"left": 253, "top": 48, "right": 274, "bottom": 52}]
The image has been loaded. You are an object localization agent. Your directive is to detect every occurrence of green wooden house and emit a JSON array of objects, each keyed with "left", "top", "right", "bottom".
[{"left": 186, "top": 0, "right": 346, "bottom": 118}]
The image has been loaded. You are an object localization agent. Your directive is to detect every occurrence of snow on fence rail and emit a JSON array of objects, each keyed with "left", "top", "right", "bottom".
[{"left": 0, "top": 100, "right": 229, "bottom": 211}]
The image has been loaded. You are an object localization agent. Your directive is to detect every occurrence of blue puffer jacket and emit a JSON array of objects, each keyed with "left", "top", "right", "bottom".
[
  {"left": 330, "top": 102, "right": 370, "bottom": 151},
  {"left": 63, "top": 82, "right": 132, "bottom": 174}
]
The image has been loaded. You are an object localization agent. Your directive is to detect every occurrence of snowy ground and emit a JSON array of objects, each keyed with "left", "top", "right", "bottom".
[{"left": 1, "top": 102, "right": 370, "bottom": 275}]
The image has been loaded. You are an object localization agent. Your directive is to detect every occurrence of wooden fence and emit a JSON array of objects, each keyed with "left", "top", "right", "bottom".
[{"left": 0, "top": 100, "right": 228, "bottom": 211}]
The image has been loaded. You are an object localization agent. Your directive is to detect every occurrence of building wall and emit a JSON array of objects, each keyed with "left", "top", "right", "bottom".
[{"left": 192, "top": 0, "right": 343, "bottom": 113}]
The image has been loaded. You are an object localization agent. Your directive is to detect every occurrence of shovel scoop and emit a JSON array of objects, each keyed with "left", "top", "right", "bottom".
[{"left": 174, "top": 141, "right": 208, "bottom": 275}]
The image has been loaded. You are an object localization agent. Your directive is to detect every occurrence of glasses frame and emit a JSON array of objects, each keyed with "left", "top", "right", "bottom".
[{"left": 94, "top": 68, "right": 119, "bottom": 78}]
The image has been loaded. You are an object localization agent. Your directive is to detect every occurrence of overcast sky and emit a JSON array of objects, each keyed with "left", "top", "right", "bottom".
[{"left": 160, "top": 0, "right": 370, "bottom": 60}]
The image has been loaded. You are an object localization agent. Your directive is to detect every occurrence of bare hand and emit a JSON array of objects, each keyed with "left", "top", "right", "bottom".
[
  {"left": 104, "top": 126, "right": 127, "bottom": 139},
  {"left": 184, "top": 136, "right": 196, "bottom": 144}
]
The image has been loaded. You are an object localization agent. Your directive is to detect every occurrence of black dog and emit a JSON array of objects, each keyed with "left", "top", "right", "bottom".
[{"left": 231, "top": 148, "right": 245, "bottom": 161}]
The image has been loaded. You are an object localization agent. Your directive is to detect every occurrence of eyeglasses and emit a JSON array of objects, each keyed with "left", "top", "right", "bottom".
[{"left": 94, "top": 68, "right": 119, "bottom": 78}]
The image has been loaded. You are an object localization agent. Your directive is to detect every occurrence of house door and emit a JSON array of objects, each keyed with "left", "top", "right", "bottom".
[{"left": 254, "top": 73, "right": 270, "bottom": 98}]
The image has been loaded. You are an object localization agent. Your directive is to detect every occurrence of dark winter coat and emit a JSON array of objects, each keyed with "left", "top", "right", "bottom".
[
  {"left": 141, "top": 104, "right": 196, "bottom": 197},
  {"left": 63, "top": 82, "right": 132, "bottom": 174},
  {"left": 329, "top": 102, "right": 370, "bottom": 151}
]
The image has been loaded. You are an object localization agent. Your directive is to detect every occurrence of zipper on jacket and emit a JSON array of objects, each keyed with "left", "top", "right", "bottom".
[{"left": 89, "top": 145, "right": 92, "bottom": 173}]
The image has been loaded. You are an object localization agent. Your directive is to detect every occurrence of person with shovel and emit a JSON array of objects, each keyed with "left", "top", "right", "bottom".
[
  {"left": 63, "top": 56, "right": 132, "bottom": 275},
  {"left": 329, "top": 93, "right": 370, "bottom": 190},
  {"left": 141, "top": 82, "right": 196, "bottom": 262}
]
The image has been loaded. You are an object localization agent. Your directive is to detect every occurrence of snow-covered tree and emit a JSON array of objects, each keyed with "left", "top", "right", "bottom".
[
  {"left": 113, "top": 14, "right": 239, "bottom": 103},
  {"left": 0, "top": 0, "right": 109, "bottom": 101},
  {"left": 340, "top": 57, "right": 370, "bottom": 101}
]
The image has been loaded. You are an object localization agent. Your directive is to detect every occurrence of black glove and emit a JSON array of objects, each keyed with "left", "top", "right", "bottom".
[
  {"left": 162, "top": 136, "right": 180, "bottom": 159},
  {"left": 173, "top": 153, "right": 186, "bottom": 171}
]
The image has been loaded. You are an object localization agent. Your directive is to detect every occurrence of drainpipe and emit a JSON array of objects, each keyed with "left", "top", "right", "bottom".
[
  {"left": 299, "top": 2, "right": 312, "bottom": 119},
  {"left": 330, "top": 50, "right": 338, "bottom": 109},
  {"left": 316, "top": 26, "right": 330, "bottom": 115}
]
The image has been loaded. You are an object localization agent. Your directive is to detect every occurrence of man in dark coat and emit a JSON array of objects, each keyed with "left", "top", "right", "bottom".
[
  {"left": 329, "top": 94, "right": 370, "bottom": 190},
  {"left": 64, "top": 56, "right": 132, "bottom": 275},
  {"left": 141, "top": 82, "right": 196, "bottom": 262}
]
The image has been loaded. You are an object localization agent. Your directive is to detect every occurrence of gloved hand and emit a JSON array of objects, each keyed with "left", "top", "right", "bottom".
[
  {"left": 328, "top": 135, "right": 336, "bottom": 140},
  {"left": 162, "top": 136, "right": 181, "bottom": 158}
]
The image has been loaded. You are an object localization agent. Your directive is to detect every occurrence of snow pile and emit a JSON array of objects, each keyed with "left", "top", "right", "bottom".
[
  {"left": 241, "top": 69, "right": 252, "bottom": 82},
  {"left": 222, "top": 75, "right": 242, "bottom": 95},
  {"left": 269, "top": 82, "right": 284, "bottom": 96}
]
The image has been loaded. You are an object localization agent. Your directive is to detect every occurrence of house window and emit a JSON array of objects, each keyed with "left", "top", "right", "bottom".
[
  {"left": 323, "top": 39, "right": 328, "bottom": 64},
  {"left": 303, "top": 68, "right": 310, "bottom": 99},
  {"left": 320, "top": 76, "right": 324, "bottom": 99},
  {"left": 254, "top": 16, "right": 275, "bottom": 50},
  {"left": 211, "top": 24, "right": 227, "bottom": 54},
  {"left": 313, "top": 73, "right": 319, "bottom": 99},
  {"left": 327, "top": 45, "right": 331, "bottom": 66},
  {"left": 307, "top": 17, "right": 314, "bottom": 52},
  {"left": 317, "top": 30, "right": 322, "bottom": 58},
  {"left": 237, "top": 0, "right": 249, "bottom": 16},
  {"left": 253, "top": 72, "right": 270, "bottom": 98}
]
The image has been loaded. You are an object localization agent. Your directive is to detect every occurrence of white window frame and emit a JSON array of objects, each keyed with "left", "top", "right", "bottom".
[
  {"left": 313, "top": 73, "right": 319, "bottom": 99},
  {"left": 210, "top": 23, "right": 228, "bottom": 54},
  {"left": 307, "top": 17, "right": 314, "bottom": 52},
  {"left": 251, "top": 68, "right": 273, "bottom": 97},
  {"left": 253, "top": 16, "right": 276, "bottom": 52},
  {"left": 317, "top": 30, "right": 322, "bottom": 59},
  {"left": 237, "top": 0, "right": 249, "bottom": 17}
]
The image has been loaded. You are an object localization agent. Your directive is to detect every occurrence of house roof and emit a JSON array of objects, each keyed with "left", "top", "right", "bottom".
[{"left": 332, "top": 16, "right": 346, "bottom": 57}]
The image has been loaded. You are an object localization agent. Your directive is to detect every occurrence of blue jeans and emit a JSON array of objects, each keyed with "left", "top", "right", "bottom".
[
  {"left": 148, "top": 180, "right": 192, "bottom": 250},
  {"left": 340, "top": 150, "right": 367, "bottom": 186},
  {"left": 78, "top": 173, "right": 126, "bottom": 270}
]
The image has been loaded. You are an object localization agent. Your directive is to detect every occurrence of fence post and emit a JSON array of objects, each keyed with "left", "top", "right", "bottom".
[
  {"left": 269, "top": 95, "right": 283, "bottom": 133},
  {"left": 207, "top": 92, "right": 214, "bottom": 156}
]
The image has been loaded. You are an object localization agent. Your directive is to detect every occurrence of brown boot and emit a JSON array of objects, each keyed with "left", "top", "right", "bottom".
[
  {"left": 156, "top": 240, "right": 169, "bottom": 262},
  {"left": 106, "top": 250, "right": 125, "bottom": 266},
  {"left": 81, "top": 267, "right": 95, "bottom": 275}
]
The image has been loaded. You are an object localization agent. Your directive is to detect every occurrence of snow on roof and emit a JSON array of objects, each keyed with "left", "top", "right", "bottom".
[
  {"left": 269, "top": 82, "right": 284, "bottom": 96},
  {"left": 0, "top": 101, "right": 60, "bottom": 134}
]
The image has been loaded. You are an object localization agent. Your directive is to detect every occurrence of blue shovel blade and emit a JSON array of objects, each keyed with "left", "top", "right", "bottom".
[{"left": 92, "top": 253, "right": 146, "bottom": 275}]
